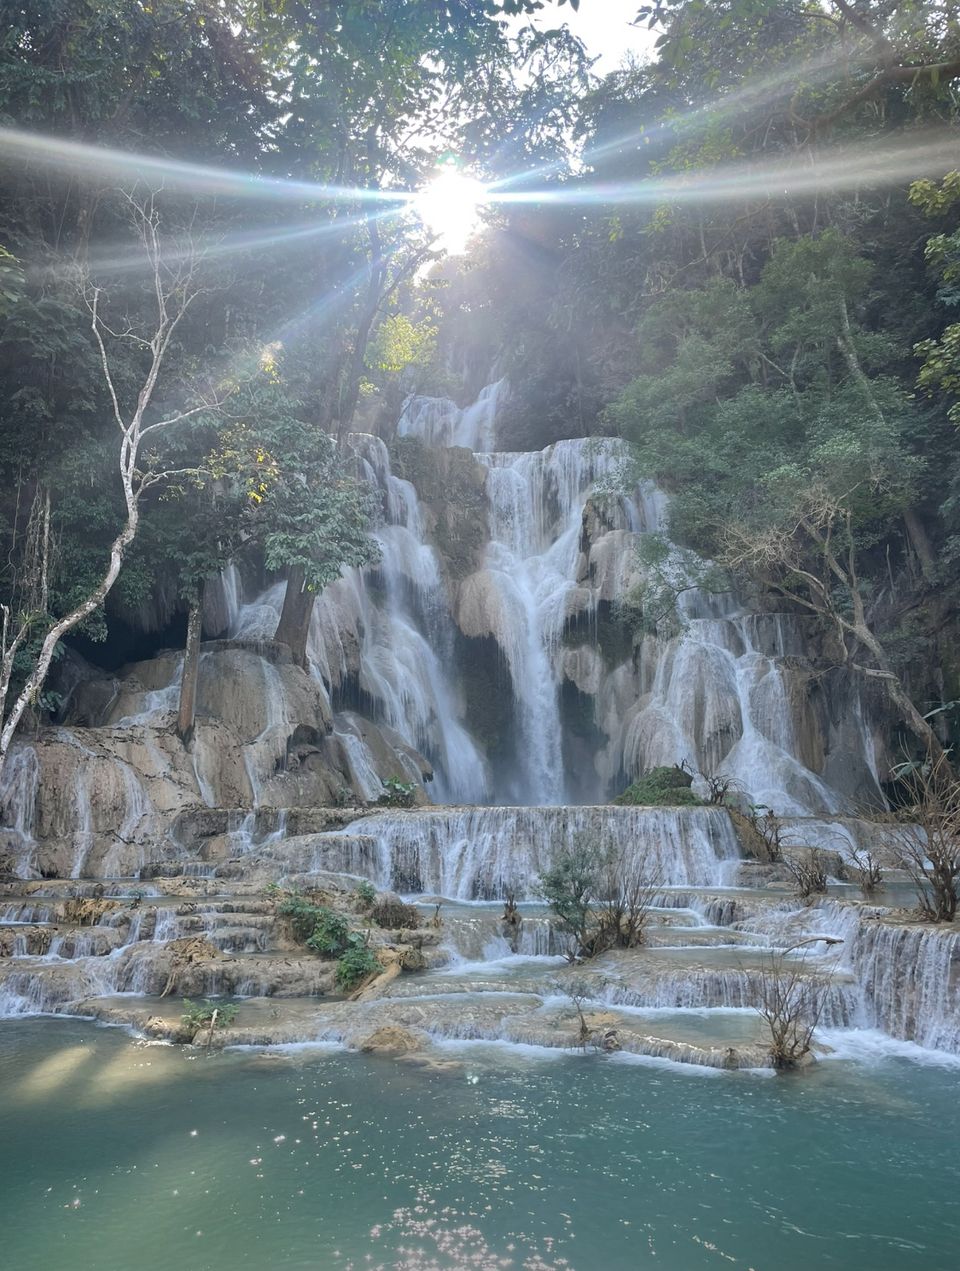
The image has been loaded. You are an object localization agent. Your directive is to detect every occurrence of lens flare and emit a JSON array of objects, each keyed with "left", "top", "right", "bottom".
[{"left": 413, "top": 169, "right": 488, "bottom": 254}]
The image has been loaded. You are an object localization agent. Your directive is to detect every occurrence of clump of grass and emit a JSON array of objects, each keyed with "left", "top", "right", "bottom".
[{"left": 182, "top": 998, "right": 238, "bottom": 1030}]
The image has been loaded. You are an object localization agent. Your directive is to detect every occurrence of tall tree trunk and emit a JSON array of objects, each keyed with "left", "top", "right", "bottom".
[
  {"left": 902, "top": 508, "right": 936, "bottom": 583},
  {"left": 337, "top": 217, "right": 386, "bottom": 438},
  {"left": 273, "top": 565, "right": 313, "bottom": 668},
  {"left": 177, "top": 599, "right": 202, "bottom": 744}
]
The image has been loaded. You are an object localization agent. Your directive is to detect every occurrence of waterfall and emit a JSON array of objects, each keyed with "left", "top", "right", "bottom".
[
  {"left": 332, "top": 804, "right": 742, "bottom": 898},
  {"left": 805, "top": 900, "right": 960, "bottom": 1051},
  {"left": 620, "top": 601, "right": 849, "bottom": 815},
  {"left": 236, "top": 434, "right": 489, "bottom": 803},
  {"left": 113, "top": 656, "right": 183, "bottom": 726},
  {"left": 473, "top": 444, "right": 608, "bottom": 803},
  {"left": 397, "top": 379, "right": 505, "bottom": 451},
  {"left": 221, "top": 383, "right": 884, "bottom": 814},
  {"left": 0, "top": 746, "right": 40, "bottom": 877},
  {"left": 333, "top": 716, "right": 388, "bottom": 802}
]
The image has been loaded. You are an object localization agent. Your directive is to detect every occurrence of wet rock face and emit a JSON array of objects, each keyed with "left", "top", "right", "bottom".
[
  {"left": 0, "top": 640, "right": 435, "bottom": 879},
  {"left": 391, "top": 438, "right": 489, "bottom": 585}
]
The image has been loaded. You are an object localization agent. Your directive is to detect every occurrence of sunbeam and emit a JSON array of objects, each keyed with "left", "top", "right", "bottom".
[
  {"left": 494, "top": 130, "right": 960, "bottom": 209},
  {"left": 0, "top": 127, "right": 406, "bottom": 207},
  {"left": 33, "top": 208, "right": 401, "bottom": 281}
]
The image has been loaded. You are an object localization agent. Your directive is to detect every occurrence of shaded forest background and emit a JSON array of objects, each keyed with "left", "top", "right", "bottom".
[{"left": 1, "top": 0, "right": 959, "bottom": 766}]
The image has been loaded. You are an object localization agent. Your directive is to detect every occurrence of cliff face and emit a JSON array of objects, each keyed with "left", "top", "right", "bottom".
[{"left": 0, "top": 641, "right": 432, "bottom": 881}]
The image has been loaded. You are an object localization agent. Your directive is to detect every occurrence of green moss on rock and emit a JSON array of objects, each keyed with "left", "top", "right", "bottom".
[
  {"left": 389, "top": 436, "right": 488, "bottom": 582},
  {"left": 614, "top": 766, "right": 703, "bottom": 806}
]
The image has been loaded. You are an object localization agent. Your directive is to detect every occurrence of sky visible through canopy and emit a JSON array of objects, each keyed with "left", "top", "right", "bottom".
[{"left": 510, "top": 0, "right": 659, "bottom": 70}]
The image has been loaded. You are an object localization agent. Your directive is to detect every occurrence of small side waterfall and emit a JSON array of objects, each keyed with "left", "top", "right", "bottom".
[
  {"left": 806, "top": 900, "right": 960, "bottom": 1051},
  {"left": 397, "top": 379, "right": 505, "bottom": 451},
  {"left": 0, "top": 746, "right": 39, "bottom": 877}
]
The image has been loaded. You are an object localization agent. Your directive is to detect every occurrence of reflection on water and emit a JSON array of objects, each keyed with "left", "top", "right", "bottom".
[{"left": 1, "top": 1017, "right": 958, "bottom": 1271}]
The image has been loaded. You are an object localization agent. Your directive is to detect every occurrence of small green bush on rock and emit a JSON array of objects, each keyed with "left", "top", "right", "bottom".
[
  {"left": 378, "top": 776, "right": 417, "bottom": 808},
  {"left": 614, "top": 766, "right": 702, "bottom": 807},
  {"left": 336, "top": 934, "right": 380, "bottom": 990},
  {"left": 278, "top": 893, "right": 325, "bottom": 943},
  {"left": 354, "top": 880, "right": 377, "bottom": 909},
  {"left": 305, "top": 908, "right": 350, "bottom": 956},
  {"left": 279, "top": 893, "right": 351, "bottom": 956},
  {"left": 182, "top": 999, "right": 238, "bottom": 1030}
]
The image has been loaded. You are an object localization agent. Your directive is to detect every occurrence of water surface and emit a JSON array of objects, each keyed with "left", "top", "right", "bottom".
[{"left": 1, "top": 1019, "right": 956, "bottom": 1271}]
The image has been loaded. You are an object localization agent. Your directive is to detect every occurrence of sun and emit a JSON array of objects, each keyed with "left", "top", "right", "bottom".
[{"left": 413, "top": 168, "right": 488, "bottom": 254}]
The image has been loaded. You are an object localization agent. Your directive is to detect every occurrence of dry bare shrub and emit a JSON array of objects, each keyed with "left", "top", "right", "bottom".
[
  {"left": 757, "top": 938, "right": 842, "bottom": 1070},
  {"left": 783, "top": 848, "right": 828, "bottom": 900},
  {"left": 878, "top": 753, "right": 959, "bottom": 923},
  {"left": 849, "top": 848, "right": 884, "bottom": 895},
  {"left": 371, "top": 896, "right": 421, "bottom": 930}
]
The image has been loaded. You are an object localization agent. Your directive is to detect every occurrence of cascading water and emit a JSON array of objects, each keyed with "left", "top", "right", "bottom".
[
  {"left": 329, "top": 804, "right": 742, "bottom": 898},
  {"left": 472, "top": 443, "right": 622, "bottom": 804},
  {"left": 225, "top": 384, "right": 880, "bottom": 813},
  {"left": 235, "top": 434, "right": 489, "bottom": 803},
  {"left": 397, "top": 378, "right": 505, "bottom": 451},
  {"left": 0, "top": 746, "right": 39, "bottom": 877},
  {"left": 391, "top": 385, "right": 879, "bottom": 811}
]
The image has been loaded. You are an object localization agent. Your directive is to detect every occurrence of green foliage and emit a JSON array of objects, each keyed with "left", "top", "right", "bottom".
[
  {"left": 368, "top": 313, "right": 437, "bottom": 375},
  {"left": 353, "top": 880, "right": 377, "bottom": 909},
  {"left": 335, "top": 934, "right": 380, "bottom": 991},
  {"left": 378, "top": 777, "right": 417, "bottom": 808},
  {"left": 278, "top": 893, "right": 351, "bottom": 957},
  {"left": 207, "top": 374, "right": 381, "bottom": 595},
  {"left": 305, "top": 909, "right": 350, "bottom": 957},
  {"left": 614, "top": 766, "right": 702, "bottom": 807},
  {"left": 911, "top": 173, "right": 960, "bottom": 428},
  {"left": 277, "top": 893, "right": 323, "bottom": 943},
  {"left": 181, "top": 999, "right": 238, "bottom": 1030}
]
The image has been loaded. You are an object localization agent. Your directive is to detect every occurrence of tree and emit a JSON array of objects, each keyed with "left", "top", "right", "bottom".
[
  {"left": 216, "top": 379, "right": 381, "bottom": 668},
  {"left": 911, "top": 172, "right": 960, "bottom": 428},
  {"left": 0, "top": 193, "right": 217, "bottom": 779},
  {"left": 635, "top": 0, "right": 960, "bottom": 132},
  {"left": 882, "top": 752, "right": 960, "bottom": 922},
  {"left": 757, "top": 938, "right": 842, "bottom": 1070},
  {"left": 538, "top": 835, "right": 661, "bottom": 960},
  {"left": 608, "top": 230, "right": 948, "bottom": 763}
]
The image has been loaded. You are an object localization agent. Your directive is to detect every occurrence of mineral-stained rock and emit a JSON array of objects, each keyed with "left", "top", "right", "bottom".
[
  {"left": 63, "top": 896, "right": 120, "bottom": 926},
  {"left": 357, "top": 1025, "right": 429, "bottom": 1056}
]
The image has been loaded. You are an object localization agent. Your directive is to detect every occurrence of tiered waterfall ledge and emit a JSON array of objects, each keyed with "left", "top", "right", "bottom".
[{"left": 1, "top": 802, "right": 956, "bottom": 1068}]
